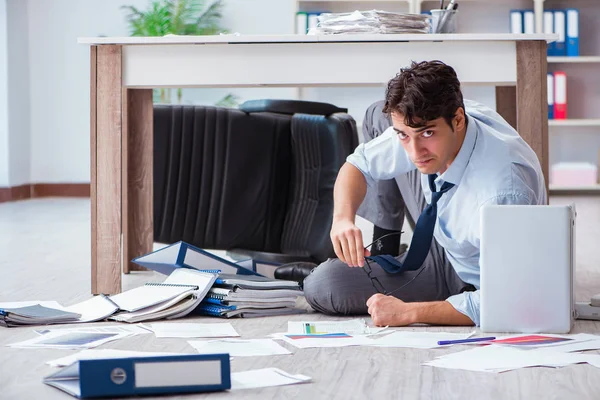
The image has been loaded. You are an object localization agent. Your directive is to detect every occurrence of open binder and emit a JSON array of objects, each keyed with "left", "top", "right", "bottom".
[{"left": 132, "top": 242, "right": 260, "bottom": 276}]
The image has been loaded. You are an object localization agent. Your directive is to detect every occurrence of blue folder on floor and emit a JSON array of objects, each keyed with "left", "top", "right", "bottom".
[
  {"left": 44, "top": 354, "right": 231, "bottom": 398},
  {"left": 132, "top": 241, "right": 261, "bottom": 276}
]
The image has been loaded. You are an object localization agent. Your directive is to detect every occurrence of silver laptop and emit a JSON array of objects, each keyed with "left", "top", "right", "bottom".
[{"left": 480, "top": 205, "right": 575, "bottom": 333}]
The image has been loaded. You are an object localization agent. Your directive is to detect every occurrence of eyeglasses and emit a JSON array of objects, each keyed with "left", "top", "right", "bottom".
[{"left": 362, "top": 231, "right": 403, "bottom": 295}]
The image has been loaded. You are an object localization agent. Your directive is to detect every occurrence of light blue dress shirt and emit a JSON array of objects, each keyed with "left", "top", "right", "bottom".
[{"left": 346, "top": 100, "right": 547, "bottom": 325}]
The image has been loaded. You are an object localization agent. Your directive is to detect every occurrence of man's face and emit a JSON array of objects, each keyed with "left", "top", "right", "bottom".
[{"left": 390, "top": 110, "right": 465, "bottom": 175}]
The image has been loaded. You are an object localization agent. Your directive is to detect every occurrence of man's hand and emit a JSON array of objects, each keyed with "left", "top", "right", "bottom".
[
  {"left": 367, "top": 294, "right": 476, "bottom": 327},
  {"left": 366, "top": 294, "right": 416, "bottom": 326},
  {"left": 330, "top": 219, "right": 370, "bottom": 267}
]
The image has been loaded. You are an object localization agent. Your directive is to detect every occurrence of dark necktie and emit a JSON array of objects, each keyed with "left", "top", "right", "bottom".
[{"left": 366, "top": 174, "right": 455, "bottom": 274}]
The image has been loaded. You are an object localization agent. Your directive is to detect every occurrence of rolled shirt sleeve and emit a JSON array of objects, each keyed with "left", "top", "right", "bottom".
[
  {"left": 346, "top": 126, "right": 415, "bottom": 186},
  {"left": 446, "top": 290, "right": 481, "bottom": 326}
]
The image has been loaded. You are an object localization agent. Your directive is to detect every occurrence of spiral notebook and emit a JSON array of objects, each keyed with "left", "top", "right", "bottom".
[{"left": 109, "top": 269, "right": 216, "bottom": 312}]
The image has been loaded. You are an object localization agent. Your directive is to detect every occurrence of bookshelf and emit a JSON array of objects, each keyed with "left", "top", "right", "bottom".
[
  {"left": 549, "top": 119, "right": 600, "bottom": 127},
  {"left": 548, "top": 56, "right": 600, "bottom": 63}
]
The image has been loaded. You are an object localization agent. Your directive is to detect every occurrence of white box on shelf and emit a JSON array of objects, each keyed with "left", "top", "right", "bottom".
[{"left": 551, "top": 162, "right": 598, "bottom": 186}]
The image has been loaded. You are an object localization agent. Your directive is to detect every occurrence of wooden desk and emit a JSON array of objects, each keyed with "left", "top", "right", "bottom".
[{"left": 78, "top": 34, "right": 555, "bottom": 295}]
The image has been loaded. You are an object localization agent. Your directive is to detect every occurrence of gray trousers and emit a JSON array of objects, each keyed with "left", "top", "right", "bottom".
[{"left": 303, "top": 101, "right": 474, "bottom": 315}]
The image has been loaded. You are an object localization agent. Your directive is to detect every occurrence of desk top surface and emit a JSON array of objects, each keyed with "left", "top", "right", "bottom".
[{"left": 78, "top": 33, "right": 557, "bottom": 45}]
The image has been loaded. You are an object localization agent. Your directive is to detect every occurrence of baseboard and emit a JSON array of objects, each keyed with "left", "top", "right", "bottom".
[{"left": 0, "top": 183, "right": 90, "bottom": 203}]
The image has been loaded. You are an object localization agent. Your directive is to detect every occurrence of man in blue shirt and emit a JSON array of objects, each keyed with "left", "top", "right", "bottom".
[{"left": 302, "top": 60, "right": 546, "bottom": 326}]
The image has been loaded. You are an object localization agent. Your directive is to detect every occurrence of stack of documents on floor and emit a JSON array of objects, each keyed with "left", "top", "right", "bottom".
[
  {"left": 424, "top": 334, "right": 600, "bottom": 373},
  {"left": 195, "top": 274, "right": 304, "bottom": 318},
  {"left": 0, "top": 305, "right": 81, "bottom": 327},
  {"left": 311, "top": 10, "right": 430, "bottom": 35},
  {"left": 109, "top": 268, "right": 216, "bottom": 323},
  {"left": 0, "top": 297, "right": 119, "bottom": 327}
]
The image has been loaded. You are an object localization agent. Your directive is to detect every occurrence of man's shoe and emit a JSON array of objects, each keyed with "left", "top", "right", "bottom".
[{"left": 274, "top": 262, "right": 317, "bottom": 284}]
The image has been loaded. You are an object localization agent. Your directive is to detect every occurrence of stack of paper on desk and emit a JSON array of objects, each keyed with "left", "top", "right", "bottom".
[{"left": 312, "top": 10, "right": 430, "bottom": 35}]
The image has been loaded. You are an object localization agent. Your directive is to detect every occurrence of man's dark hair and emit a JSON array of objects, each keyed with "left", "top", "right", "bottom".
[{"left": 383, "top": 60, "right": 465, "bottom": 129}]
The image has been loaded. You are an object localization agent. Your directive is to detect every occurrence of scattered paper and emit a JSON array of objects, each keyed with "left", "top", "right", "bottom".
[
  {"left": 46, "top": 349, "right": 181, "bottom": 367},
  {"left": 287, "top": 319, "right": 386, "bottom": 335},
  {"left": 277, "top": 333, "right": 373, "bottom": 349},
  {"left": 8, "top": 330, "right": 131, "bottom": 350},
  {"left": 149, "top": 322, "right": 239, "bottom": 338},
  {"left": 35, "top": 324, "right": 151, "bottom": 336},
  {"left": 0, "top": 301, "right": 64, "bottom": 310},
  {"left": 533, "top": 334, "right": 600, "bottom": 353},
  {"left": 189, "top": 338, "right": 291, "bottom": 357},
  {"left": 231, "top": 368, "right": 311, "bottom": 390},
  {"left": 60, "top": 296, "right": 119, "bottom": 323},
  {"left": 366, "top": 331, "right": 475, "bottom": 349},
  {"left": 423, "top": 344, "right": 593, "bottom": 373},
  {"left": 491, "top": 334, "right": 574, "bottom": 347}
]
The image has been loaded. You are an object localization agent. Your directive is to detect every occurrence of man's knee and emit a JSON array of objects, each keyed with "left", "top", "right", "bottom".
[{"left": 303, "top": 259, "right": 370, "bottom": 315}]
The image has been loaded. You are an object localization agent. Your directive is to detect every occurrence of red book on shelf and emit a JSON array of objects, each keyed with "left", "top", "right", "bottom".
[{"left": 553, "top": 71, "right": 567, "bottom": 119}]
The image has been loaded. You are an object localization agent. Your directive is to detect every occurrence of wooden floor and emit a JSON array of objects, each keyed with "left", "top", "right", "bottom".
[{"left": 1, "top": 197, "right": 600, "bottom": 399}]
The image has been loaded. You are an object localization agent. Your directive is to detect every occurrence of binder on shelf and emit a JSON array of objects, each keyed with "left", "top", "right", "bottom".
[
  {"left": 523, "top": 10, "right": 535, "bottom": 34},
  {"left": 544, "top": 10, "right": 555, "bottom": 56},
  {"left": 509, "top": 10, "right": 523, "bottom": 34},
  {"left": 566, "top": 9, "right": 579, "bottom": 57},
  {"left": 554, "top": 71, "right": 567, "bottom": 120},
  {"left": 554, "top": 10, "right": 566, "bottom": 56},
  {"left": 295, "top": 12, "right": 308, "bottom": 35},
  {"left": 547, "top": 73, "right": 554, "bottom": 120},
  {"left": 44, "top": 354, "right": 231, "bottom": 398},
  {"left": 132, "top": 242, "right": 261, "bottom": 277}
]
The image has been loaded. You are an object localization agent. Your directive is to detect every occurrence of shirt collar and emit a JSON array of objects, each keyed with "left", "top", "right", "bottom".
[{"left": 437, "top": 114, "right": 477, "bottom": 186}]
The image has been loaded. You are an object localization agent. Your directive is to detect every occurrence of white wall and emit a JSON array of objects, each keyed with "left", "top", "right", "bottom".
[
  {"left": 25, "top": 0, "right": 297, "bottom": 184},
  {"left": 7, "top": 0, "right": 30, "bottom": 186},
  {"left": 0, "top": 0, "right": 10, "bottom": 187},
  {"left": 27, "top": 0, "right": 148, "bottom": 184}
]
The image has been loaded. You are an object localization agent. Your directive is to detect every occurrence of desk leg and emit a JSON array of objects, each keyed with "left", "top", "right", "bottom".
[
  {"left": 516, "top": 40, "right": 549, "bottom": 195},
  {"left": 122, "top": 89, "right": 154, "bottom": 273},
  {"left": 91, "top": 45, "right": 123, "bottom": 294},
  {"left": 495, "top": 86, "right": 517, "bottom": 129}
]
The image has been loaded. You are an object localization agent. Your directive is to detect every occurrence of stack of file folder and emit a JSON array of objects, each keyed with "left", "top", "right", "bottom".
[
  {"left": 109, "top": 268, "right": 217, "bottom": 323},
  {"left": 131, "top": 241, "right": 305, "bottom": 318},
  {"left": 0, "top": 305, "right": 82, "bottom": 327},
  {"left": 311, "top": 10, "right": 430, "bottom": 35},
  {"left": 195, "top": 274, "right": 304, "bottom": 318}
]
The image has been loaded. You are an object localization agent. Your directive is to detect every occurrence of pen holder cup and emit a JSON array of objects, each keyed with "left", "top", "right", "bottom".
[{"left": 431, "top": 9, "right": 458, "bottom": 34}]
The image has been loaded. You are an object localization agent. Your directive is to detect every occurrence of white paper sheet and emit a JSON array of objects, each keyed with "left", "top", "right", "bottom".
[
  {"left": 46, "top": 349, "right": 181, "bottom": 367},
  {"left": 277, "top": 333, "right": 374, "bottom": 349},
  {"left": 189, "top": 338, "right": 291, "bottom": 357},
  {"left": 8, "top": 330, "right": 131, "bottom": 350},
  {"left": 423, "top": 344, "right": 592, "bottom": 373},
  {"left": 288, "top": 319, "right": 379, "bottom": 335},
  {"left": 61, "top": 296, "right": 119, "bottom": 323},
  {"left": 231, "top": 368, "right": 311, "bottom": 390},
  {"left": 365, "top": 331, "right": 475, "bottom": 349},
  {"left": 35, "top": 324, "right": 151, "bottom": 336},
  {"left": 492, "top": 333, "right": 600, "bottom": 352},
  {"left": 149, "top": 322, "right": 239, "bottom": 338}
]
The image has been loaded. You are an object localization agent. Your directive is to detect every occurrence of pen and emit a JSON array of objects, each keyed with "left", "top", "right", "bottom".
[
  {"left": 445, "top": 0, "right": 456, "bottom": 10},
  {"left": 437, "top": 336, "right": 496, "bottom": 346}
]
